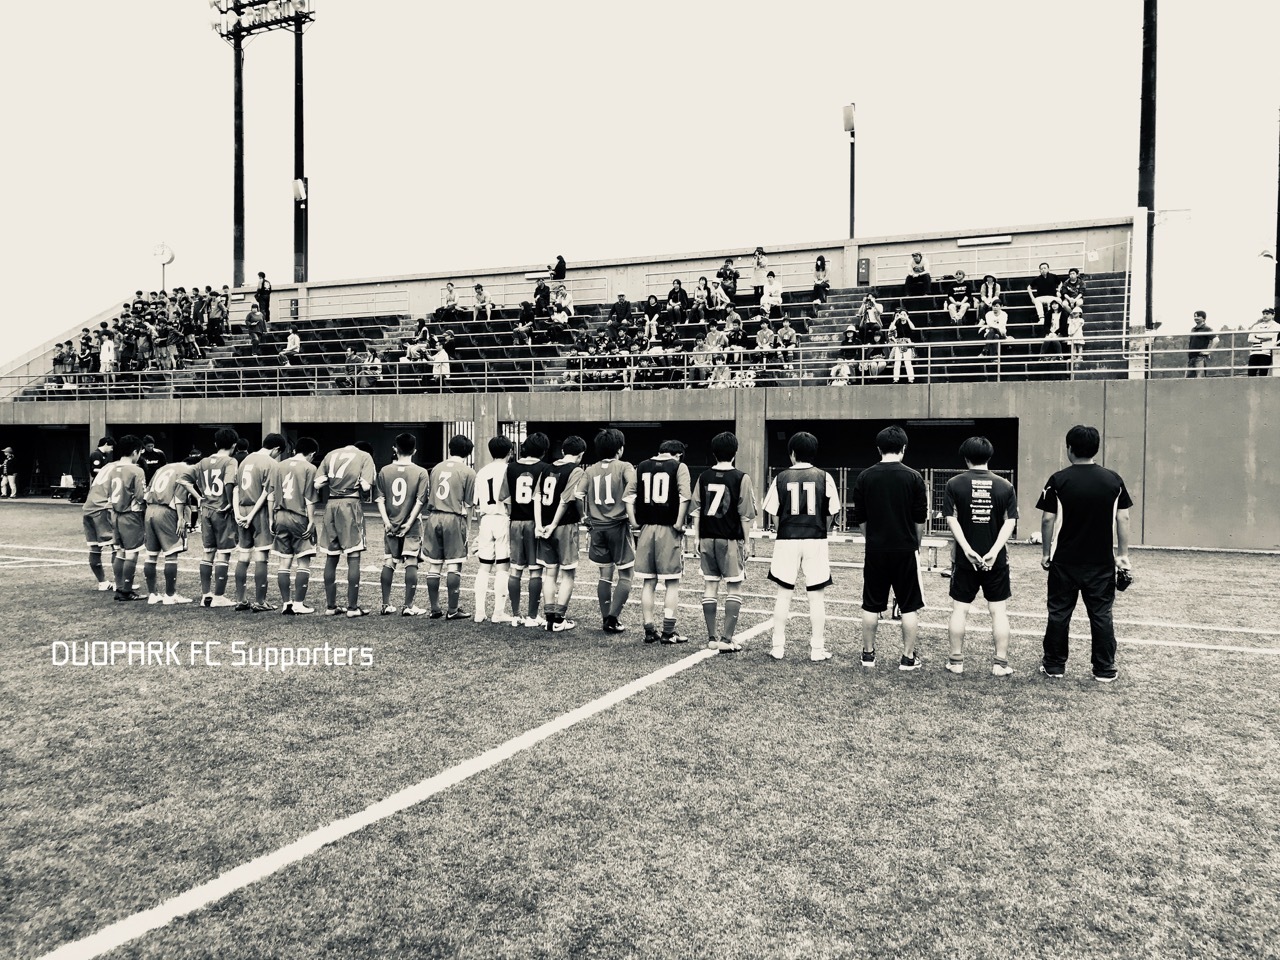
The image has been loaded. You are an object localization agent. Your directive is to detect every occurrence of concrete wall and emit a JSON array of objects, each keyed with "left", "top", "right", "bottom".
[{"left": 8, "top": 377, "right": 1276, "bottom": 549}]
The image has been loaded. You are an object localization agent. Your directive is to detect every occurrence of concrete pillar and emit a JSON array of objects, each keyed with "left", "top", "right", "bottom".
[
  {"left": 261, "top": 398, "right": 282, "bottom": 438},
  {"left": 734, "top": 391, "right": 768, "bottom": 516},
  {"left": 473, "top": 393, "right": 501, "bottom": 453},
  {"left": 89, "top": 401, "right": 108, "bottom": 452}
]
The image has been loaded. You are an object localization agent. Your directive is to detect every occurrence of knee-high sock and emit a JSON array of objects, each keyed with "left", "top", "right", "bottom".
[
  {"left": 508, "top": 574, "right": 522, "bottom": 618},
  {"left": 640, "top": 580, "right": 657, "bottom": 628},
  {"left": 164, "top": 560, "right": 178, "bottom": 595},
  {"left": 661, "top": 582, "right": 681, "bottom": 638},
  {"left": 702, "top": 597, "right": 718, "bottom": 638},
  {"left": 278, "top": 569, "right": 293, "bottom": 603},
  {"left": 89, "top": 546, "right": 105, "bottom": 583},
  {"left": 346, "top": 556, "right": 361, "bottom": 610},
  {"left": 597, "top": 577, "right": 612, "bottom": 619},
  {"left": 113, "top": 553, "right": 125, "bottom": 590},
  {"left": 492, "top": 565, "right": 509, "bottom": 618},
  {"left": 772, "top": 587, "right": 793, "bottom": 647},
  {"left": 381, "top": 565, "right": 394, "bottom": 605},
  {"left": 200, "top": 559, "right": 213, "bottom": 595},
  {"left": 234, "top": 559, "right": 249, "bottom": 602},
  {"left": 324, "top": 559, "right": 338, "bottom": 608},
  {"left": 404, "top": 564, "right": 419, "bottom": 607},
  {"left": 723, "top": 594, "right": 743, "bottom": 641},
  {"left": 609, "top": 570, "right": 632, "bottom": 619},
  {"left": 254, "top": 559, "right": 269, "bottom": 603},
  {"left": 426, "top": 571, "right": 442, "bottom": 612},
  {"left": 213, "top": 560, "right": 229, "bottom": 596},
  {"left": 446, "top": 571, "right": 461, "bottom": 613},
  {"left": 143, "top": 558, "right": 158, "bottom": 595},
  {"left": 527, "top": 575, "right": 543, "bottom": 619},
  {"left": 555, "top": 571, "right": 575, "bottom": 620},
  {"left": 809, "top": 591, "right": 827, "bottom": 652},
  {"left": 294, "top": 568, "right": 311, "bottom": 603},
  {"left": 121, "top": 557, "right": 137, "bottom": 592}
]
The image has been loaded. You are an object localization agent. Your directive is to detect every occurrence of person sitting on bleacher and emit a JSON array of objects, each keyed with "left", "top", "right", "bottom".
[
  {"left": 705, "top": 321, "right": 729, "bottom": 354},
  {"left": 860, "top": 325, "right": 890, "bottom": 378},
  {"left": 709, "top": 278, "right": 733, "bottom": 320},
  {"left": 473, "top": 284, "right": 495, "bottom": 324},
  {"left": 977, "top": 274, "right": 1001, "bottom": 319},
  {"left": 553, "top": 284, "right": 574, "bottom": 318},
  {"left": 857, "top": 307, "right": 884, "bottom": 347},
  {"left": 1026, "top": 262, "right": 1062, "bottom": 324},
  {"left": 776, "top": 317, "right": 799, "bottom": 371},
  {"left": 440, "top": 282, "right": 461, "bottom": 322},
  {"left": 857, "top": 294, "right": 884, "bottom": 329},
  {"left": 547, "top": 301, "right": 573, "bottom": 344},
  {"left": 706, "top": 352, "right": 732, "bottom": 389},
  {"left": 666, "top": 279, "right": 689, "bottom": 322},
  {"left": 716, "top": 259, "right": 740, "bottom": 298},
  {"left": 359, "top": 348, "right": 382, "bottom": 389},
  {"left": 978, "top": 300, "right": 1009, "bottom": 356},
  {"left": 814, "top": 256, "right": 831, "bottom": 304},
  {"left": 1059, "top": 268, "right": 1086, "bottom": 314},
  {"left": 690, "top": 277, "right": 712, "bottom": 324},
  {"left": 829, "top": 358, "right": 853, "bottom": 386},
  {"left": 533, "top": 278, "right": 552, "bottom": 317},
  {"left": 607, "top": 292, "right": 631, "bottom": 332},
  {"left": 904, "top": 252, "right": 932, "bottom": 297},
  {"left": 278, "top": 325, "right": 303, "bottom": 365},
  {"left": 513, "top": 302, "right": 535, "bottom": 345},
  {"left": 1045, "top": 301, "right": 1067, "bottom": 339},
  {"left": 760, "top": 271, "right": 785, "bottom": 319},
  {"left": 642, "top": 296, "right": 662, "bottom": 341},
  {"left": 839, "top": 324, "right": 861, "bottom": 362},
  {"left": 404, "top": 335, "right": 434, "bottom": 362},
  {"left": 946, "top": 271, "right": 972, "bottom": 325},
  {"left": 756, "top": 319, "right": 778, "bottom": 353}
]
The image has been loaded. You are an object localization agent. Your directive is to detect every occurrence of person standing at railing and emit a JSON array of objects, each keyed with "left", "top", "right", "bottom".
[
  {"left": 1067, "top": 307, "right": 1086, "bottom": 368},
  {"left": 1186, "top": 311, "right": 1219, "bottom": 377},
  {"left": 751, "top": 248, "right": 769, "bottom": 299},
  {"left": 206, "top": 291, "right": 227, "bottom": 347},
  {"left": 888, "top": 307, "right": 920, "bottom": 384},
  {"left": 1247, "top": 307, "right": 1279, "bottom": 376},
  {"left": 99, "top": 331, "right": 117, "bottom": 384},
  {"left": 551, "top": 255, "right": 567, "bottom": 281}
]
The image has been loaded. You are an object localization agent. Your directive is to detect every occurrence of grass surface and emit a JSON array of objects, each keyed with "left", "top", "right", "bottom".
[{"left": 1, "top": 500, "right": 1277, "bottom": 960}]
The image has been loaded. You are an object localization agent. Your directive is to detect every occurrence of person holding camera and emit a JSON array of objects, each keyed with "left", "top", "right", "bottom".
[{"left": 1037, "top": 424, "right": 1133, "bottom": 683}]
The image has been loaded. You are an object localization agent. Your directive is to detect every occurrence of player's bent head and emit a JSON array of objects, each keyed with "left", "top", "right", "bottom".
[
  {"left": 561, "top": 435, "right": 587, "bottom": 457},
  {"left": 263, "top": 432, "right": 287, "bottom": 454},
  {"left": 1065, "top": 424, "right": 1100, "bottom": 459},
  {"left": 394, "top": 432, "right": 418, "bottom": 457},
  {"left": 142, "top": 435, "right": 155, "bottom": 447},
  {"left": 115, "top": 434, "right": 141, "bottom": 458},
  {"left": 354, "top": 440, "right": 374, "bottom": 455},
  {"left": 788, "top": 431, "right": 819, "bottom": 463},
  {"left": 875, "top": 425, "right": 908, "bottom": 455},
  {"left": 213, "top": 427, "right": 239, "bottom": 451},
  {"left": 594, "top": 428, "right": 625, "bottom": 460},
  {"left": 488, "top": 435, "right": 513, "bottom": 460},
  {"left": 658, "top": 439, "right": 686, "bottom": 458},
  {"left": 959, "top": 436, "right": 994, "bottom": 467},
  {"left": 294, "top": 436, "right": 318, "bottom": 459},
  {"left": 98, "top": 436, "right": 115, "bottom": 450},
  {"left": 185, "top": 449, "right": 203, "bottom": 465},
  {"left": 449, "top": 434, "right": 474, "bottom": 458},
  {"left": 528, "top": 432, "right": 551, "bottom": 458},
  {"left": 710, "top": 431, "right": 738, "bottom": 463}
]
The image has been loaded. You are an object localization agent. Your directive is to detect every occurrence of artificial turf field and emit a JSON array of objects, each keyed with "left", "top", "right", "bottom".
[{"left": 1, "top": 500, "right": 1277, "bottom": 960}]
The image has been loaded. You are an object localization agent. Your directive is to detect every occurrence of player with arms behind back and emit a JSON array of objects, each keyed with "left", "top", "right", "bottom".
[
  {"left": 634, "top": 439, "right": 693, "bottom": 644},
  {"left": 81, "top": 444, "right": 117, "bottom": 591},
  {"left": 472, "top": 435, "right": 513, "bottom": 623},
  {"left": 575, "top": 428, "right": 638, "bottom": 634},
  {"left": 505, "top": 433, "right": 551, "bottom": 626},
  {"left": 269, "top": 436, "right": 320, "bottom": 614},
  {"left": 315, "top": 439, "right": 377, "bottom": 616},
  {"left": 101, "top": 435, "right": 148, "bottom": 601},
  {"left": 142, "top": 452, "right": 199, "bottom": 605},
  {"left": 233, "top": 433, "right": 287, "bottom": 612},
  {"left": 375, "top": 432, "right": 430, "bottom": 616},
  {"left": 423, "top": 434, "right": 476, "bottom": 619},
  {"left": 194, "top": 428, "right": 240, "bottom": 607},
  {"left": 763, "top": 431, "right": 841, "bottom": 661},
  {"left": 690, "top": 431, "right": 757, "bottom": 652},
  {"left": 536, "top": 436, "right": 588, "bottom": 632}
]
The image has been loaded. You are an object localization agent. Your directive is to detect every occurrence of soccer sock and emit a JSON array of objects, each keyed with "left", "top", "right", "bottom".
[
  {"left": 609, "top": 570, "right": 632, "bottom": 619},
  {"left": 164, "top": 560, "right": 178, "bottom": 595},
  {"left": 381, "top": 565, "right": 394, "bottom": 605},
  {"left": 214, "top": 561, "right": 229, "bottom": 596},
  {"left": 772, "top": 587, "right": 793, "bottom": 648},
  {"left": 278, "top": 570, "right": 292, "bottom": 603},
  {"left": 661, "top": 582, "right": 680, "bottom": 638},
  {"left": 346, "top": 557, "right": 361, "bottom": 609},
  {"left": 89, "top": 547, "right": 105, "bottom": 582},
  {"left": 143, "top": 558, "right": 157, "bottom": 595},
  {"left": 702, "top": 598, "right": 718, "bottom": 638},
  {"left": 200, "top": 560, "right": 213, "bottom": 595},
  {"left": 426, "top": 572, "right": 442, "bottom": 612},
  {"left": 254, "top": 560, "right": 269, "bottom": 603},
  {"left": 493, "top": 565, "right": 509, "bottom": 617},
  {"left": 556, "top": 573, "right": 574, "bottom": 620},
  {"left": 641, "top": 580, "right": 657, "bottom": 630},
  {"left": 597, "top": 578, "right": 612, "bottom": 619},
  {"left": 527, "top": 575, "right": 543, "bottom": 619},
  {"left": 234, "top": 559, "right": 249, "bottom": 602},
  {"left": 122, "top": 557, "right": 137, "bottom": 592},
  {"left": 723, "top": 594, "right": 743, "bottom": 640},
  {"left": 113, "top": 554, "right": 125, "bottom": 590},
  {"left": 295, "top": 569, "right": 311, "bottom": 603},
  {"left": 662, "top": 614, "right": 677, "bottom": 639},
  {"left": 404, "top": 565, "right": 418, "bottom": 607},
  {"left": 474, "top": 566, "right": 488, "bottom": 616},
  {"left": 809, "top": 591, "right": 827, "bottom": 652},
  {"left": 446, "top": 571, "right": 461, "bottom": 612},
  {"left": 508, "top": 574, "right": 522, "bottom": 618},
  {"left": 324, "top": 562, "right": 337, "bottom": 608}
]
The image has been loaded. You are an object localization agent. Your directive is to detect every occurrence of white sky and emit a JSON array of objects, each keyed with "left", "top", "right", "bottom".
[{"left": 1, "top": 0, "right": 1277, "bottom": 366}]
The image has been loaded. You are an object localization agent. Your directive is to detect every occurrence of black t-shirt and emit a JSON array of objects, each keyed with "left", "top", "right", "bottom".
[
  {"left": 507, "top": 459, "right": 550, "bottom": 523},
  {"left": 138, "top": 448, "right": 168, "bottom": 483},
  {"left": 849, "top": 461, "right": 928, "bottom": 552},
  {"left": 90, "top": 449, "right": 113, "bottom": 476},
  {"left": 948, "top": 280, "right": 972, "bottom": 304},
  {"left": 1035, "top": 463, "right": 1133, "bottom": 565},
  {"left": 1030, "top": 273, "right": 1061, "bottom": 298},
  {"left": 943, "top": 469, "right": 1019, "bottom": 567}
]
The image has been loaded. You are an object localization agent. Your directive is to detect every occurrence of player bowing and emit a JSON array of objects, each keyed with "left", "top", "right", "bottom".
[
  {"left": 634, "top": 440, "right": 693, "bottom": 644},
  {"left": 142, "top": 454, "right": 200, "bottom": 605},
  {"left": 269, "top": 437, "right": 320, "bottom": 614},
  {"left": 535, "top": 435, "right": 587, "bottom": 632},
  {"left": 423, "top": 435, "right": 476, "bottom": 619},
  {"left": 375, "top": 432, "right": 431, "bottom": 616},
  {"left": 690, "top": 431, "right": 757, "bottom": 652}
]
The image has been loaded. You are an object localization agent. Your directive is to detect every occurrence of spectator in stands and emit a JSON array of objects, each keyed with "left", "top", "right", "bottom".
[
  {"left": 946, "top": 270, "right": 972, "bottom": 325},
  {"left": 244, "top": 303, "right": 267, "bottom": 347},
  {"left": 441, "top": 282, "right": 461, "bottom": 322},
  {"left": 1186, "top": 310, "right": 1219, "bottom": 377},
  {"left": 551, "top": 255, "right": 567, "bottom": 280},
  {"left": 705, "top": 320, "right": 729, "bottom": 353},
  {"left": 761, "top": 271, "right": 784, "bottom": 319},
  {"left": 642, "top": 295, "right": 662, "bottom": 341},
  {"left": 155, "top": 322, "right": 177, "bottom": 371},
  {"left": 710, "top": 278, "right": 732, "bottom": 318},
  {"left": 689, "top": 277, "right": 712, "bottom": 325},
  {"left": 1059, "top": 268, "right": 1086, "bottom": 314},
  {"left": 860, "top": 325, "right": 890, "bottom": 378},
  {"left": 255, "top": 271, "right": 272, "bottom": 323},
  {"left": 191, "top": 287, "right": 208, "bottom": 334},
  {"left": 666, "top": 279, "right": 689, "bottom": 321},
  {"left": 727, "top": 316, "right": 752, "bottom": 357},
  {"left": 207, "top": 292, "right": 227, "bottom": 347},
  {"left": 513, "top": 302, "right": 535, "bottom": 345},
  {"left": 658, "top": 319, "right": 681, "bottom": 353},
  {"left": 904, "top": 252, "right": 932, "bottom": 297},
  {"left": 857, "top": 303, "right": 884, "bottom": 346},
  {"left": 429, "top": 341, "right": 452, "bottom": 389},
  {"left": 1, "top": 447, "right": 16, "bottom": 498},
  {"left": 829, "top": 358, "right": 853, "bottom": 386},
  {"left": 359, "top": 348, "right": 383, "bottom": 390},
  {"left": 978, "top": 300, "right": 1009, "bottom": 356},
  {"left": 548, "top": 300, "right": 573, "bottom": 343},
  {"left": 278, "top": 325, "right": 303, "bottom": 365},
  {"left": 404, "top": 335, "right": 433, "bottom": 362},
  {"left": 473, "top": 284, "right": 495, "bottom": 324},
  {"left": 776, "top": 317, "right": 799, "bottom": 371},
  {"left": 888, "top": 307, "right": 921, "bottom": 383},
  {"left": 1248, "top": 308, "right": 1279, "bottom": 375},
  {"left": 839, "top": 324, "right": 861, "bottom": 362},
  {"left": 1045, "top": 301, "right": 1067, "bottom": 338},
  {"left": 706, "top": 352, "right": 732, "bottom": 388},
  {"left": 751, "top": 248, "right": 769, "bottom": 298},
  {"left": 1067, "top": 307, "right": 1086, "bottom": 367},
  {"left": 1027, "top": 262, "right": 1063, "bottom": 324},
  {"left": 813, "top": 255, "right": 830, "bottom": 305},
  {"left": 533, "top": 278, "right": 552, "bottom": 316},
  {"left": 755, "top": 319, "right": 778, "bottom": 354},
  {"left": 553, "top": 284, "right": 575, "bottom": 317},
  {"left": 99, "top": 331, "right": 117, "bottom": 382},
  {"left": 716, "top": 259, "right": 740, "bottom": 298},
  {"left": 608, "top": 292, "right": 631, "bottom": 331},
  {"left": 857, "top": 294, "right": 884, "bottom": 329}
]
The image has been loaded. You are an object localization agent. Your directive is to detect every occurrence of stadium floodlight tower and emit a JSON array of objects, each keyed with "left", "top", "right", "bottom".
[
  {"left": 843, "top": 103, "right": 856, "bottom": 239},
  {"left": 209, "top": 0, "right": 316, "bottom": 289}
]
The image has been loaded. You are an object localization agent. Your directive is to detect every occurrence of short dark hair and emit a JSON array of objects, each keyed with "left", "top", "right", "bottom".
[
  {"left": 394, "top": 432, "right": 418, "bottom": 456},
  {"left": 561, "top": 435, "right": 586, "bottom": 456},
  {"left": 1194, "top": 310, "right": 1207, "bottom": 320},
  {"left": 293, "top": 437, "right": 318, "bottom": 457},
  {"left": 594, "top": 427, "right": 625, "bottom": 460},
  {"left": 213, "top": 427, "right": 239, "bottom": 451},
  {"left": 116, "top": 434, "right": 141, "bottom": 457},
  {"left": 234, "top": 439, "right": 250, "bottom": 453},
  {"left": 1065, "top": 425, "right": 1100, "bottom": 459},
  {"left": 98, "top": 436, "right": 114, "bottom": 448},
  {"left": 263, "top": 432, "right": 286, "bottom": 452},
  {"left": 1039, "top": 262, "right": 1050, "bottom": 269},
  {"left": 959, "top": 436, "right": 994, "bottom": 465},
  {"left": 488, "top": 436, "right": 513, "bottom": 459},
  {"left": 185, "top": 449, "right": 203, "bottom": 465},
  {"left": 788, "top": 431, "right": 819, "bottom": 462},
  {"left": 876, "top": 426, "right": 908, "bottom": 454},
  {"left": 658, "top": 439, "right": 686, "bottom": 456},
  {"left": 522, "top": 432, "right": 550, "bottom": 459},
  {"left": 142, "top": 435, "right": 155, "bottom": 445},
  {"left": 354, "top": 440, "right": 374, "bottom": 455},
  {"left": 448, "top": 434, "right": 474, "bottom": 458},
  {"left": 710, "top": 431, "right": 738, "bottom": 462}
]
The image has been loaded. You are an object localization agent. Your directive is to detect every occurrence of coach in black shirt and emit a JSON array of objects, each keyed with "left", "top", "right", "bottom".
[
  {"left": 1037, "top": 424, "right": 1133, "bottom": 682},
  {"left": 138, "top": 436, "right": 168, "bottom": 483},
  {"left": 89, "top": 437, "right": 114, "bottom": 477}
]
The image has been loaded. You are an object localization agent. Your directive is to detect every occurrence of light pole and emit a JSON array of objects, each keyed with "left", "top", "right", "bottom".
[
  {"left": 211, "top": 1, "right": 316, "bottom": 289},
  {"left": 844, "top": 103, "right": 856, "bottom": 239},
  {"left": 1137, "top": 0, "right": 1157, "bottom": 330}
]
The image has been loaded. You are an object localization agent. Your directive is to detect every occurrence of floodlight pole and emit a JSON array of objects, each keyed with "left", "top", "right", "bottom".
[
  {"left": 233, "top": 29, "right": 246, "bottom": 290},
  {"left": 1137, "top": 0, "right": 1157, "bottom": 330},
  {"left": 1274, "top": 106, "right": 1279, "bottom": 315},
  {"left": 293, "top": 19, "right": 308, "bottom": 283}
]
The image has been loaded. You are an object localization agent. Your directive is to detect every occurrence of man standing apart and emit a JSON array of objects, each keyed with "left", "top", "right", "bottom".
[
  {"left": 942, "top": 437, "right": 1018, "bottom": 676},
  {"left": 690, "top": 431, "right": 757, "bottom": 652},
  {"left": 234, "top": 433, "right": 287, "bottom": 612},
  {"left": 1186, "top": 310, "right": 1219, "bottom": 378},
  {"left": 472, "top": 435, "right": 513, "bottom": 623},
  {"left": 633, "top": 440, "right": 693, "bottom": 645},
  {"left": 763, "top": 431, "right": 841, "bottom": 661},
  {"left": 423, "top": 435, "right": 476, "bottom": 619},
  {"left": 1038, "top": 425, "right": 1133, "bottom": 682},
  {"left": 315, "top": 439, "right": 377, "bottom": 617},
  {"left": 536, "top": 435, "right": 588, "bottom": 632},
  {"left": 255, "top": 271, "right": 272, "bottom": 324},
  {"left": 375, "top": 432, "right": 431, "bottom": 617},
  {"left": 850, "top": 426, "right": 929, "bottom": 670}
]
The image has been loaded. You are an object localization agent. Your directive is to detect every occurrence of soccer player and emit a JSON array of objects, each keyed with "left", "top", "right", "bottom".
[
  {"left": 575, "top": 428, "right": 637, "bottom": 634},
  {"left": 505, "top": 433, "right": 551, "bottom": 626},
  {"left": 100, "top": 435, "right": 148, "bottom": 601},
  {"left": 315, "top": 439, "right": 377, "bottom": 616},
  {"left": 535, "top": 435, "right": 587, "bottom": 632},
  {"left": 375, "top": 432, "right": 431, "bottom": 616},
  {"left": 942, "top": 437, "right": 1019, "bottom": 676},
  {"left": 472, "top": 435, "right": 513, "bottom": 623},
  {"left": 81, "top": 451, "right": 116, "bottom": 591},
  {"left": 423, "top": 434, "right": 476, "bottom": 619},
  {"left": 269, "top": 436, "right": 320, "bottom": 615},
  {"left": 689, "top": 431, "right": 757, "bottom": 652},
  {"left": 142, "top": 454, "right": 199, "bottom": 605},
  {"left": 634, "top": 440, "right": 693, "bottom": 644},
  {"left": 849, "top": 426, "right": 930, "bottom": 670},
  {"left": 763, "top": 431, "right": 841, "bottom": 661},
  {"left": 194, "top": 428, "right": 240, "bottom": 608},
  {"left": 233, "top": 433, "right": 287, "bottom": 612}
]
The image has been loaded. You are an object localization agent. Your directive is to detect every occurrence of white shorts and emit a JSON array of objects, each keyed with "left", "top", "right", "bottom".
[
  {"left": 476, "top": 514, "right": 510, "bottom": 564},
  {"left": 767, "top": 539, "right": 832, "bottom": 591}
]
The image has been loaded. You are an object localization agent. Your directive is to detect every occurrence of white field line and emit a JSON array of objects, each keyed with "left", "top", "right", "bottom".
[{"left": 34, "top": 617, "right": 774, "bottom": 960}]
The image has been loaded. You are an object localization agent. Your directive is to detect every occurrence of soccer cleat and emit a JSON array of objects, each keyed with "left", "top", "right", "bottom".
[
  {"left": 552, "top": 618, "right": 576, "bottom": 632},
  {"left": 147, "top": 594, "right": 163, "bottom": 605},
  {"left": 1093, "top": 672, "right": 1118, "bottom": 684},
  {"left": 661, "top": 633, "right": 689, "bottom": 645},
  {"left": 446, "top": 609, "right": 470, "bottom": 621},
  {"left": 381, "top": 604, "right": 397, "bottom": 616},
  {"left": 401, "top": 605, "right": 427, "bottom": 617},
  {"left": 768, "top": 647, "right": 785, "bottom": 660},
  {"left": 281, "top": 603, "right": 295, "bottom": 615},
  {"left": 429, "top": 609, "right": 445, "bottom": 620},
  {"left": 115, "top": 591, "right": 143, "bottom": 602},
  {"left": 208, "top": 595, "right": 236, "bottom": 608},
  {"left": 291, "top": 602, "right": 315, "bottom": 615},
  {"left": 473, "top": 612, "right": 486, "bottom": 623},
  {"left": 250, "top": 601, "right": 275, "bottom": 613},
  {"left": 202, "top": 594, "right": 213, "bottom": 607},
  {"left": 861, "top": 649, "right": 876, "bottom": 668},
  {"left": 1039, "top": 665, "right": 1066, "bottom": 679},
  {"left": 945, "top": 660, "right": 965, "bottom": 675},
  {"left": 163, "top": 594, "right": 193, "bottom": 606},
  {"left": 524, "top": 616, "right": 546, "bottom": 628},
  {"left": 510, "top": 616, "right": 525, "bottom": 627},
  {"left": 234, "top": 601, "right": 252, "bottom": 612},
  {"left": 323, "top": 607, "right": 345, "bottom": 616},
  {"left": 603, "top": 617, "right": 626, "bottom": 635},
  {"left": 810, "top": 650, "right": 833, "bottom": 662},
  {"left": 992, "top": 663, "right": 1015, "bottom": 677},
  {"left": 97, "top": 581, "right": 114, "bottom": 592},
  {"left": 643, "top": 627, "right": 660, "bottom": 644},
  {"left": 346, "top": 607, "right": 368, "bottom": 618},
  {"left": 899, "top": 654, "right": 923, "bottom": 672},
  {"left": 707, "top": 639, "right": 742, "bottom": 652}
]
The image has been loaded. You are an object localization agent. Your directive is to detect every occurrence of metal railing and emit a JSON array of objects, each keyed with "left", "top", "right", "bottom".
[
  {"left": 438, "top": 276, "right": 610, "bottom": 309},
  {"left": 875, "top": 241, "right": 1089, "bottom": 285},
  {"left": 644, "top": 258, "right": 819, "bottom": 298}
]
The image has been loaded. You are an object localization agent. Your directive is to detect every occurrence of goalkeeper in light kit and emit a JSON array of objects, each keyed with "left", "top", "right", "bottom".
[
  {"left": 472, "top": 435, "right": 513, "bottom": 623},
  {"left": 375, "top": 432, "right": 431, "bottom": 616},
  {"left": 689, "top": 431, "right": 757, "bottom": 652}
]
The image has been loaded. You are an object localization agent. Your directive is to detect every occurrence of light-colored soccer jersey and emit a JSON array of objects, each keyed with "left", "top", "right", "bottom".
[
  {"left": 237, "top": 451, "right": 278, "bottom": 509},
  {"left": 576, "top": 459, "right": 636, "bottom": 525},
  {"left": 100, "top": 461, "right": 147, "bottom": 514},
  {"left": 270, "top": 457, "right": 318, "bottom": 517},
  {"left": 195, "top": 453, "right": 239, "bottom": 514},
  {"left": 376, "top": 462, "right": 430, "bottom": 529},
  {"left": 146, "top": 462, "right": 197, "bottom": 508},
  {"left": 427, "top": 457, "right": 476, "bottom": 516},
  {"left": 473, "top": 459, "right": 511, "bottom": 516},
  {"left": 317, "top": 446, "right": 376, "bottom": 498},
  {"left": 82, "top": 463, "right": 113, "bottom": 514}
]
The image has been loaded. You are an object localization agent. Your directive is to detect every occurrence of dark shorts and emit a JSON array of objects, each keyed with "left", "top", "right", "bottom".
[
  {"left": 509, "top": 519, "right": 539, "bottom": 571},
  {"left": 273, "top": 511, "right": 317, "bottom": 559},
  {"left": 423, "top": 513, "right": 467, "bottom": 564},
  {"left": 862, "top": 549, "right": 925, "bottom": 614},
  {"left": 201, "top": 509, "right": 238, "bottom": 552},
  {"left": 949, "top": 558, "right": 1012, "bottom": 604},
  {"left": 588, "top": 521, "right": 635, "bottom": 570},
  {"left": 83, "top": 509, "right": 114, "bottom": 547},
  {"left": 635, "top": 525, "right": 684, "bottom": 580},
  {"left": 236, "top": 509, "right": 273, "bottom": 551},
  {"left": 112, "top": 512, "right": 145, "bottom": 552},
  {"left": 537, "top": 524, "right": 580, "bottom": 570}
]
